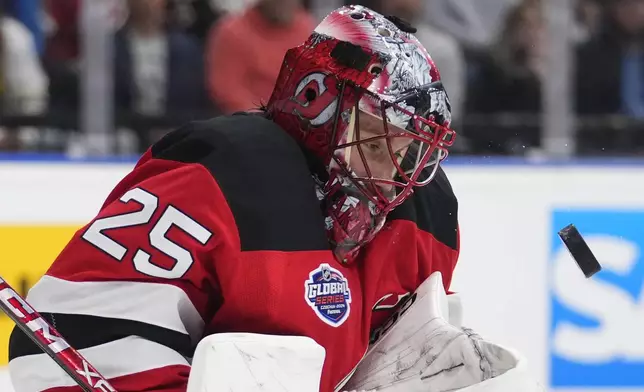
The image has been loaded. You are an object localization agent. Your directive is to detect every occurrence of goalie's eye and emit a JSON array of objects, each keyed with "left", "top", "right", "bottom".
[{"left": 366, "top": 142, "right": 382, "bottom": 153}]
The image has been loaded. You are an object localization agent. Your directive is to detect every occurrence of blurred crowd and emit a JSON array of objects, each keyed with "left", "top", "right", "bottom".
[{"left": 0, "top": 0, "right": 642, "bottom": 156}]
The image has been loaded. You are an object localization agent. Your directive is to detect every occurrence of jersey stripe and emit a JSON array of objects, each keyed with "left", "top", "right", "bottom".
[
  {"left": 26, "top": 275, "right": 204, "bottom": 342},
  {"left": 8, "top": 336, "right": 190, "bottom": 391},
  {"left": 9, "top": 312, "right": 193, "bottom": 359}
]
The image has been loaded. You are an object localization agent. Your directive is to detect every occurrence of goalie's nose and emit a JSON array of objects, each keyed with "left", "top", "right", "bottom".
[{"left": 368, "top": 158, "right": 397, "bottom": 184}]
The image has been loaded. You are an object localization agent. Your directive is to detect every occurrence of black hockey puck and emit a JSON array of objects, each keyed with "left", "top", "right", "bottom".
[{"left": 558, "top": 224, "right": 602, "bottom": 278}]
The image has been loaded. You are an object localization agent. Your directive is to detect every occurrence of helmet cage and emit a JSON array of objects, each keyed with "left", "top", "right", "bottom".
[{"left": 332, "top": 81, "right": 455, "bottom": 213}]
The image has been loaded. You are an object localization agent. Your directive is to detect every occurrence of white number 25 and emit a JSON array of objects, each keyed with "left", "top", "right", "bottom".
[{"left": 82, "top": 187, "right": 212, "bottom": 279}]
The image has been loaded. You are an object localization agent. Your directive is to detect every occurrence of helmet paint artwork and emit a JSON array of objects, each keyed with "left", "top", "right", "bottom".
[{"left": 266, "top": 5, "right": 455, "bottom": 263}]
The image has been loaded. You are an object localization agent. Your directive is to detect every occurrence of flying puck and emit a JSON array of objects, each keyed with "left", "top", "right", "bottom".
[{"left": 558, "top": 224, "right": 602, "bottom": 278}]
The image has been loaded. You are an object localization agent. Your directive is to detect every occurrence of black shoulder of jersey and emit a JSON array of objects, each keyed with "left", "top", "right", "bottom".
[
  {"left": 386, "top": 166, "right": 459, "bottom": 250},
  {"left": 150, "top": 113, "right": 329, "bottom": 252}
]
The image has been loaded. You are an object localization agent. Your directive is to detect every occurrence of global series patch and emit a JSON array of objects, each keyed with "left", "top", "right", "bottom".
[{"left": 305, "top": 263, "right": 352, "bottom": 327}]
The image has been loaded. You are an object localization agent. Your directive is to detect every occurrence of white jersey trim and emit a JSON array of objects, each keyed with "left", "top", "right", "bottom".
[
  {"left": 27, "top": 275, "right": 204, "bottom": 341},
  {"left": 8, "top": 336, "right": 190, "bottom": 392}
]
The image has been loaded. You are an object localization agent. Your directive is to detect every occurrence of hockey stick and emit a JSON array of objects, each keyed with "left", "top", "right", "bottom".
[{"left": 0, "top": 275, "right": 117, "bottom": 392}]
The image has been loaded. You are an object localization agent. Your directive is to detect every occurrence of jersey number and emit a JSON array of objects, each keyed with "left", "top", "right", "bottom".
[{"left": 82, "top": 187, "right": 212, "bottom": 279}]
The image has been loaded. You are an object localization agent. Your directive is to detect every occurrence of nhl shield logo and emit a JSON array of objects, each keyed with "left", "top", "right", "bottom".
[{"left": 305, "top": 263, "right": 352, "bottom": 327}]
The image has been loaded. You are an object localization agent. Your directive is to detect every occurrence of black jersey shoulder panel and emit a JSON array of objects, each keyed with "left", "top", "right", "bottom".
[
  {"left": 151, "top": 114, "right": 330, "bottom": 252},
  {"left": 386, "top": 166, "right": 459, "bottom": 250}
]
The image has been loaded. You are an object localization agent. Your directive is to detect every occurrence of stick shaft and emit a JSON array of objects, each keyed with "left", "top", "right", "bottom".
[{"left": 0, "top": 276, "right": 117, "bottom": 391}]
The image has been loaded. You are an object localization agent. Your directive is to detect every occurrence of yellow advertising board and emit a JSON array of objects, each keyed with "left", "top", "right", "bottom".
[
  {"left": 0, "top": 226, "right": 79, "bottom": 365},
  {"left": 0, "top": 161, "right": 131, "bottom": 371}
]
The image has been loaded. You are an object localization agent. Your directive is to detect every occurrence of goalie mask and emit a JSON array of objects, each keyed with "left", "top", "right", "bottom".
[{"left": 266, "top": 5, "right": 455, "bottom": 263}]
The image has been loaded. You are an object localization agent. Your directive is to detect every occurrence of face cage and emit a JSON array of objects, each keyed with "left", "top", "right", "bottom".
[{"left": 329, "top": 82, "right": 456, "bottom": 214}]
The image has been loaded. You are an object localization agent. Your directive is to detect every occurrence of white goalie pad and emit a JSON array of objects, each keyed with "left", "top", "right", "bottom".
[
  {"left": 342, "top": 272, "right": 544, "bottom": 392},
  {"left": 186, "top": 333, "right": 326, "bottom": 392}
]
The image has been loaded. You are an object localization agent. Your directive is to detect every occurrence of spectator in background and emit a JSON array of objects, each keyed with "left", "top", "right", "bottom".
[
  {"left": 372, "top": 0, "right": 465, "bottom": 126},
  {"left": 576, "top": 0, "right": 644, "bottom": 117},
  {"left": 0, "top": 14, "right": 47, "bottom": 115},
  {"left": 114, "top": 0, "right": 209, "bottom": 118},
  {"left": 206, "top": 0, "right": 314, "bottom": 114},
  {"left": 213, "top": 0, "right": 257, "bottom": 14},
  {"left": 421, "top": 0, "right": 502, "bottom": 48},
  {"left": 112, "top": 0, "right": 211, "bottom": 151},
  {"left": 466, "top": 0, "right": 545, "bottom": 154},
  {"left": 3, "top": 0, "right": 44, "bottom": 55},
  {"left": 43, "top": 0, "right": 81, "bottom": 112},
  {"left": 573, "top": 0, "right": 602, "bottom": 44},
  {"left": 0, "top": 9, "right": 48, "bottom": 150},
  {"left": 165, "top": 0, "right": 223, "bottom": 45}
]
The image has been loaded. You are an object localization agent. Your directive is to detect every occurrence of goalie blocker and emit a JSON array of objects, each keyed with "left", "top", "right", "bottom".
[{"left": 187, "top": 272, "right": 544, "bottom": 392}]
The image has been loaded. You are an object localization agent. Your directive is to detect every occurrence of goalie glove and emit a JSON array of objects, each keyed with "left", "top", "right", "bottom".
[{"left": 341, "top": 272, "right": 544, "bottom": 392}]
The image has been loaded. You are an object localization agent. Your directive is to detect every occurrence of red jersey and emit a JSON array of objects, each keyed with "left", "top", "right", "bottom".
[{"left": 8, "top": 114, "right": 459, "bottom": 392}]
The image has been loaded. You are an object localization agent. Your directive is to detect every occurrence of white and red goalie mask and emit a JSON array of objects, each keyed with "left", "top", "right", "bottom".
[{"left": 266, "top": 5, "right": 455, "bottom": 263}]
